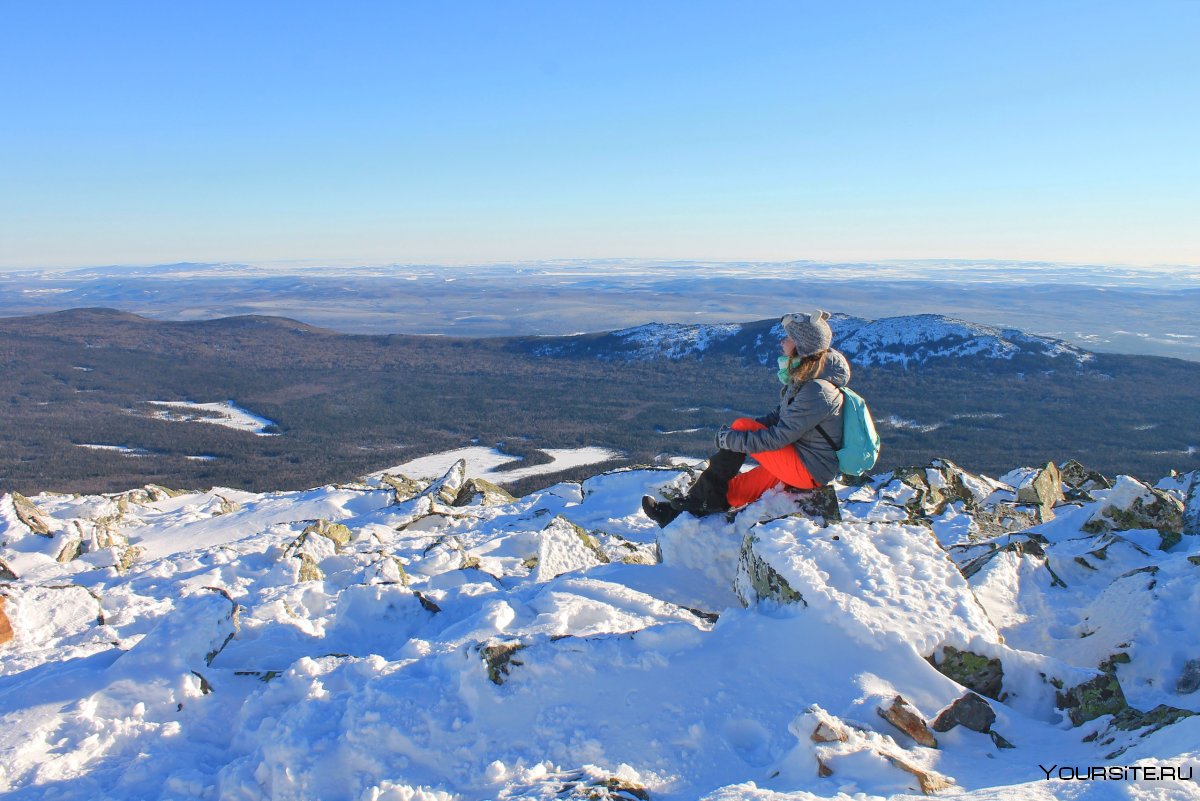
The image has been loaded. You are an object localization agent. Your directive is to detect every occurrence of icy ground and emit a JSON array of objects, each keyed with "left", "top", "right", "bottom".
[{"left": 1, "top": 458, "right": 1199, "bottom": 800}]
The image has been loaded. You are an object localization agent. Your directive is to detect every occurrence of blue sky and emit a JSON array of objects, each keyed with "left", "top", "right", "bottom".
[{"left": 1, "top": 1, "right": 1197, "bottom": 268}]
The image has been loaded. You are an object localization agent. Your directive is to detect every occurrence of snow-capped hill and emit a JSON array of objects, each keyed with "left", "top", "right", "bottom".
[
  {"left": 524, "top": 313, "right": 1093, "bottom": 369},
  {"left": 832, "top": 313, "right": 1093, "bottom": 368},
  {"left": 612, "top": 322, "right": 744, "bottom": 360},
  {"left": 1, "top": 459, "right": 1197, "bottom": 799},
  {"left": 528, "top": 322, "right": 746, "bottom": 361}
]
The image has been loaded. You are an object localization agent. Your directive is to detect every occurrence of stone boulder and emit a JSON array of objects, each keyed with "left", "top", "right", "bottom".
[
  {"left": 10, "top": 493, "right": 52, "bottom": 536},
  {"left": 1013, "top": 462, "right": 1064, "bottom": 521},
  {"left": 422, "top": 459, "right": 468, "bottom": 506},
  {"left": 932, "top": 692, "right": 996, "bottom": 734},
  {"left": 1176, "top": 658, "right": 1200, "bottom": 695},
  {"left": 929, "top": 646, "right": 1004, "bottom": 700},
  {"left": 1059, "top": 459, "right": 1113, "bottom": 495},
  {"left": 878, "top": 695, "right": 937, "bottom": 747},
  {"left": 971, "top": 503, "right": 1045, "bottom": 538},
  {"left": 302, "top": 519, "right": 353, "bottom": 549},
  {"left": 480, "top": 640, "right": 527, "bottom": 685},
  {"left": 452, "top": 478, "right": 516, "bottom": 507},
  {"left": 379, "top": 473, "right": 427, "bottom": 504}
]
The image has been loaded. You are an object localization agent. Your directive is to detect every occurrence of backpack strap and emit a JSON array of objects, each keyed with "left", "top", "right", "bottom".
[
  {"left": 815, "top": 423, "right": 838, "bottom": 451},
  {"left": 813, "top": 380, "right": 845, "bottom": 451}
]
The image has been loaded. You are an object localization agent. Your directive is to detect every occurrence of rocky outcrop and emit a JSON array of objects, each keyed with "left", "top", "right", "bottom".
[
  {"left": 0, "top": 557, "right": 17, "bottom": 581},
  {"left": 1093, "top": 704, "right": 1197, "bottom": 758},
  {"left": 876, "top": 459, "right": 1055, "bottom": 537},
  {"left": 956, "top": 534, "right": 1066, "bottom": 587},
  {"left": 1082, "top": 476, "right": 1185, "bottom": 549},
  {"left": 296, "top": 553, "right": 324, "bottom": 582},
  {"left": 283, "top": 519, "right": 354, "bottom": 581},
  {"left": 775, "top": 485, "right": 842, "bottom": 523}
]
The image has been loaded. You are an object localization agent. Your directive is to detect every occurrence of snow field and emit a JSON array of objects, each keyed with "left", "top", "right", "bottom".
[{"left": 0, "top": 460, "right": 1198, "bottom": 799}]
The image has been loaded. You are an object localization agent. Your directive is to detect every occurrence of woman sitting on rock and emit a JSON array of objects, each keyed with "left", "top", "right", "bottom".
[{"left": 642, "top": 310, "right": 849, "bottom": 527}]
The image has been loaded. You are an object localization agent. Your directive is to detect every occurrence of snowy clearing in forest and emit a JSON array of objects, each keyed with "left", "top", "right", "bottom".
[
  {"left": 382, "top": 445, "right": 623, "bottom": 483},
  {"left": 145, "top": 400, "right": 278, "bottom": 435},
  {"left": 75, "top": 444, "right": 152, "bottom": 457}
]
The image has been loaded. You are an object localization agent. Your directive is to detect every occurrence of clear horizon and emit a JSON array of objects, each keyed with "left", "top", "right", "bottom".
[{"left": 2, "top": 1, "right": 1198, "bottom": 268}]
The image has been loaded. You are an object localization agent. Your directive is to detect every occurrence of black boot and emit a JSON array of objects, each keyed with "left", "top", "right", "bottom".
[
  {"left": 677, "top": 449, "right": 746, "bottom": 514},
  {"left": 642, "top": 495, "right": 682, "bottom": 528},
  {"left": 643, "top": 449, "right": 747, "bottom": 527}
]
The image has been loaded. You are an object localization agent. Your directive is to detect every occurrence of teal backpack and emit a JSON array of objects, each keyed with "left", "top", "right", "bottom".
[{"left": 816, "top": 387, "right": 881, "bottom": 477}]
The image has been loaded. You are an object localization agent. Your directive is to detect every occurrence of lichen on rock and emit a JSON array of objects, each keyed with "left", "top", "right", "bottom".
[
  {"left": 1056, "top": 673, "right": 1127, "bottom": 726},
  {"left": 734, "top": 533, "right": 805, "bottom": 607},
  {"left": 929, "top": 646, "right": 1004, "bottom": 700}
]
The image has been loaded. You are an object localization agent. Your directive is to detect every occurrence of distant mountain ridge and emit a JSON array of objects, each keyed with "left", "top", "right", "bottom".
[{"left": 524, "top": 312, "right": 1094, "bottom": 368}]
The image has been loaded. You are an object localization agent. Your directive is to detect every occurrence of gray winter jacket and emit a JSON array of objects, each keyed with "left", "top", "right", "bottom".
[{"left": 717, "top": 350, "right": 851, "bottom": 486}]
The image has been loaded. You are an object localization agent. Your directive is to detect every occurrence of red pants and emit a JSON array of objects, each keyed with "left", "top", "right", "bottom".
[{"left": 725, "top": 418, "right": 819, "bottom": 508}]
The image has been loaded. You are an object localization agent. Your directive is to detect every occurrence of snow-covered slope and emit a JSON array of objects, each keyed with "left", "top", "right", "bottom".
[
  {"left": 1, "top": 459, "right": 1198, "bottom": 800},
  {"left": 528, "top": 313, "right": 1093, "bottom": 369}
]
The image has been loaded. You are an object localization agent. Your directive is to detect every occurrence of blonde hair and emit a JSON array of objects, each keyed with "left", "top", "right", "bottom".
[{"left": 785, "top": 349, "right": 828, "bottom": 385}]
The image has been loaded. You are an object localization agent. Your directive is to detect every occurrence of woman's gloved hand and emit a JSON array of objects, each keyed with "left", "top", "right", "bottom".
[{"left": 715, "top": 426, "right": 733, "bottom": 450}]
